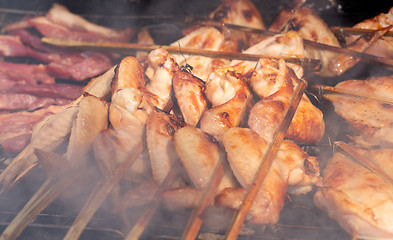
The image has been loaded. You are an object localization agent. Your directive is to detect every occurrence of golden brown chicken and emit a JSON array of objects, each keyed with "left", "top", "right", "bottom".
[
  {"left": 323, "top": 75, "right": 393, "bottom": 147},
  {"left": 217, "top": 127, "right": 320, "bottom": 225},
  {"left": 270, "top": 6, "right": 387, "bottom": 77},
  {"left": 248, "top": 58, "right": 325, "bottom": 145},
  {"left": 347, "top": 7, "right": 393, "bottom": 59},
  {"left": 172, "top": 71, "right": 207, "bottom": 126},
  {"left": 314, "top": 148, "right": 393, "bottom": 239},
  {"left": 199, "top": 66, "right": 252, "bottom": 140}
]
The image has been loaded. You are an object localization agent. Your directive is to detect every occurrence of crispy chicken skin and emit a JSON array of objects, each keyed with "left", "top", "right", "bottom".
[
  {"left": 200, "top": 66, "right": 252, "bottom": 140},
  {"left": 170, "top": 27, "right": 225, "bottom": 81},
  {"left": 347, "top": 7, "right": 393, "bottom": 59},
  {"left": 209, "top": 0, "right": 265, "bottom": 30},
  {"left": 146, "top": 111, "right": 182, "bottom": 184},
  {"left": 218, "top": 127, "right": 320, "bottom": 224},
  {"left": 248, "top": 58, "right": 324, "bottom": 145},
  {"left": 143, "top": 48, "right": 179, "bottom": 112},
  {"left": 324, "top": 75, "right": 393, "bottom": 147},
  {"left": 172, "top": 71, "right": 207, "bottom": 126},
  {"left": 230, "top": 31, "right": 305, "bottom": 78},
  {"left": 271, "top": 6, "right": 386, "bottom": 77},
  {"left": 314, "top": 149, "right": 393, "bottom": 239}
]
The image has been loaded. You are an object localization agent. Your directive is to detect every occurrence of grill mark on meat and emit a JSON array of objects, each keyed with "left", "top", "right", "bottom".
[{"left": 242, "top": 10, "right": 253, "bottom": 22}]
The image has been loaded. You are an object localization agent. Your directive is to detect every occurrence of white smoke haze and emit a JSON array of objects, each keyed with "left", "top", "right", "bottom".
[{"left": 0, "top": 0, "right": 392, "bottom": 239}]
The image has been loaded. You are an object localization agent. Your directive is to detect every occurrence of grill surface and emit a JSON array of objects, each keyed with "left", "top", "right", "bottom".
[{"left": 0, "top": 0, "right": 392, "bottom": 239}]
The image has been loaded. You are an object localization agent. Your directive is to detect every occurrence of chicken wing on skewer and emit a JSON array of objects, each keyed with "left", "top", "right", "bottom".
[
  {"left": 314, "top": 148, "right": 393, "bottom": 239},
  {"left": 323, "top": 75, "right": 393, "bottom": 147},
  {"left": 270, "top": 5, "right": 389, "bottom": 77},
  {"left": 200, "top": 66, "right": 252, "bottom": 140},
  {"left": 230, "top": 31, "right": 305, "bottom": 78},
  {"left": 170, "top": 27, "right": 226, "bottom": 82},
  {"left": 217, "top": 127, "right": 320, "bottom": 225},
  {"left": 172, "top": 71, "right": 208, "bottom": 126},
  {"left": 346, "top": 7, "right": 393, "bottom": 59},
  {"left": 143, "top": 48, "right": 180, "bottom": 112},
  {"left": 146, "top": 110, "right": 183, "bottom": 184},
  {"left": 95, "top": 56, "right": 150, "bottom": 182},
  {"left": 248, "top": 58, "right": 325, "bottom": 145}
]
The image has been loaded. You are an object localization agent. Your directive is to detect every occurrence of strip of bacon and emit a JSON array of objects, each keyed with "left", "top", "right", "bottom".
[
  {"left": 0, "top": 61, "right": 55, "bottom": 85},
  {"left": 11, "top": 83, "right": 83, "bottom": 100},
  {"left": 0, "top": 105, "right": 67, "bottom": 155},
  {"left": 3, "top": 4, "right": 135, "bottom": 43},
  {"left": 0, "top": 93, "right": 72, "bottom": 111}
]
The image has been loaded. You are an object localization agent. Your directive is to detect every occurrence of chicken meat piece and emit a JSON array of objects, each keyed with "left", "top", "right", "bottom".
[
  {"left": 270, "top": 6, "right": 389, "bottom": 77},
  {"left": 230, "top": 31, "right": 305, "bottom": 78},
  {"left": 170, "top": 27, "right": 225, "bottom": 81},
  {"left": 217, "top": 127, "right": 320, "bottom": 224},
  {"left": 143, "top": 48, "right": 179, "bottom": 112},
  {"left": 146, "top": 111, "right": 183, "bottom": 184},
  {"left": 173, "top": 125, "right": 237, "bottom": 191},
  {"left": 323, "top": 75, "right": 393, "bottom": 147},
  {"left": 209, "top": 0, "right": 265, "bottom": 30},
  {"left": 248, "top": 58, "right": 324, "bottom": 145},
  {"left": 347, "top": 7, "right": 393, "bottom": 59},
  {"left": 172, "top": 71, "right": 207, "bottom": 126},
  {"left": 200, "top": 66, "right": 252, "bottom": 140},
  {"left": 97, "top": 56, "right": 151, "bottom": 182},
  {"left": 67, "top": 94, "right": 108, "bottom": 163},
  {"left": 209, "top": 0, "right": 266, "bottom": 50},
  {"left": 314, "top": 148, "right": 393, "bottom": 239}
]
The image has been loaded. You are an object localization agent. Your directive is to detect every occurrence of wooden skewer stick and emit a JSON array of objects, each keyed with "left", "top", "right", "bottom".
[
  {"left": 335, "top": 141, "right": 393, "bottom": 187},
  {"left": 181, "top": 160, "right": 226, "bottom": 240},
  {"left": 41, "top": 37, "right": 321, "bottom": 72},
  {"left": 198, "top": 21, "right": 393, "bottom": 69},
  {"left": 224, "top": 78, "right": 308, "bottom": 240},
  {"left": 330, "top": 26, "right": 393, "bottom": 37},
  {"left": 311, "top": 84, "right": 393, "bottom": 105},
  {"left": 124, "top": 167, "right": 178, "bottom": 240},
  {"left": 63, "top": 141, "right": 145, "bottom": 240},
  {"left": 0, "top": 153, "right": 87, "bottom": 240}
]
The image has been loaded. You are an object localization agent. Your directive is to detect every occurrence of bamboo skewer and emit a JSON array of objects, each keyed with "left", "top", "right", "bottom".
[
  {"left": 124, "top": 167, "right": 178, "bottom": 240},
  {"left": 224, "top": 78, "right": 308, "bottom": 240},
  {"left": 335, "top": 141, "right": 393, "bottom": 187},
  {"left": 41, "top": 38, "right": 321, "bottom": 72},
  {"left": 181, "top": 161, "right": 226, "bottom": 240},
  {"left": 0, "top": 154, "right": 87, "bottom": 240},
  {"left": 63, "top": 141, "right": 145, "bottom": 240},
  {"left": 311, "top": 84, "right": 393, "bottom": 105},
  {"left": 330, "top": 26, "right": 393, "bottom": 37},
  {"left": 198, "top": 21, "right": 393, "bottom": 69}
]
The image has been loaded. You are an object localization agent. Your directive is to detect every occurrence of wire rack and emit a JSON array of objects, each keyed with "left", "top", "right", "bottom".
[{"left": 0, "top": 2, "right": 377, "bottom": 239}]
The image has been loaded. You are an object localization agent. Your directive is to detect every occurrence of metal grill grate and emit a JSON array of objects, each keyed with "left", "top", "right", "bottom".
[{"left": 0, "top": 1, "right": 388, "bottom": 239}]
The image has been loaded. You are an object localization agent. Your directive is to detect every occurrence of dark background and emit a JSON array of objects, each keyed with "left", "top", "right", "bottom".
[{"left": 0, "top": 0, "right": 391, "bottom": 27}]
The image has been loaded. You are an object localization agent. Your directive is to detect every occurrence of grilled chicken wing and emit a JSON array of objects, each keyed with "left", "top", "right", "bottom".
[
  {"left": 230, "top": 31, "right": 305, "bottom": 78},
  {"left": 248, "top": 58, "right": 324, "bottom": 144},
  {"left": 173, "top": 125, "right": 236, "bottom": 191},
  {"left": 146, "top": 111, "right": 182, "bottom": 184},
  {"left": 347, "top": 7, "right": 393, "bottom": 59},
  {"left": 323, "top": 75, "right": 393, "bottom": 147},
  {"left": 170, "top": 27, "right": 225, "bottom": 81},
  {"left": 270, "top": 6, "right": 387, "bottom": 77},
  {"left": 172, "top": 71, "right": 207, "bottom": 126},
  {"left": 143, "top": 48, "right": 179, "bottom": 112},
  {"left": 217, "top": 127, "right": 320, "bottom": 224},
  {"left": 314, "top": 148, "right": 393, "bottom": 239},
  {"left": 200, "top": 66, "right": 252, "bottom": 140},
  {"left": 96, "top": 56, "right": 151, "bottom": 182}
]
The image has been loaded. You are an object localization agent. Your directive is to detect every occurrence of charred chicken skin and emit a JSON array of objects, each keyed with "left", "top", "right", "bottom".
[{"left": 314, "top": 148, "right": 393, "bottom": 239}]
